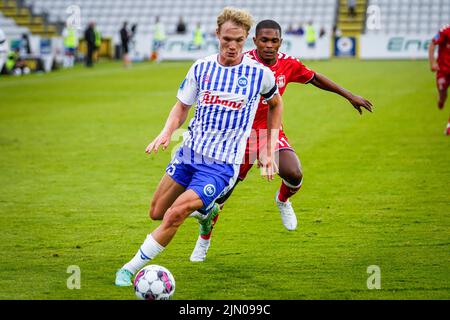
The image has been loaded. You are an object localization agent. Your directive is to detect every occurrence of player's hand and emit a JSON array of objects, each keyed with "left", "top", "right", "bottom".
[
  {"left": 349, "top": 95, "right": 373, "bottom": 115},
  {"left": 260, "top": 155, "right": 279, "bottom": 181},
  {"left": 145, "top": 131, "right": 171, "bottom": 154},
  {"left": 431, "top": 62, "right": 440, "bottom": 72}
]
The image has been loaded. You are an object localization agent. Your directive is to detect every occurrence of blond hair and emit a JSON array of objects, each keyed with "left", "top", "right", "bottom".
[{"left": 217, "top": 7, "right": 254, "bottom": 34}]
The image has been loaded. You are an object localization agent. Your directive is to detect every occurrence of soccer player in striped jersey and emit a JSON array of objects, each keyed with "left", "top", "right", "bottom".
[
  {"left": 115, "top": 8, "right": 284, "bottom": 286},
  {"left": 190, "top": 19, "right": 373, "bottom": 262},
  {"left": 428, "top": 24, "right": 450, "bottom": 135}
]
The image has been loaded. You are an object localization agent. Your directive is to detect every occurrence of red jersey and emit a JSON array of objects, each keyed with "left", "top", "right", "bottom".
[
  {"left": 245, "top": 49, "right": 315, "bottom": 129},
  {"left": 432, "top": 24, "right": 450, "bottom": 73}
]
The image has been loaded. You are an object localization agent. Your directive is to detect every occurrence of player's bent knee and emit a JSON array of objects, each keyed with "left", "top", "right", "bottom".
[
  {"left": 162, "top": 207, "right": 188, "bottom": 229},
  {"left": 149, "top": 208, "right": 161, "bottom": 221},
  {"left": 149, "top": 200, "right": 164, "bottom": 221},
  {"left": 283, "top": 168, "right": 303, "bottom": 187}
]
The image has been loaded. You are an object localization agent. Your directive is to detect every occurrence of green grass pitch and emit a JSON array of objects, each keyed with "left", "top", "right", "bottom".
[{"left": 0, "top": 59, "right": 449, "bottom": 299}]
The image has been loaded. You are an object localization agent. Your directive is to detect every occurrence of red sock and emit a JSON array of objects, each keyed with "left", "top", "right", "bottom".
[
  {"left": 200, "top": 214, "right": 220, "bottom": 240},
  {"left": 278, "top": 180, "right": 302, "bottom": 202}
]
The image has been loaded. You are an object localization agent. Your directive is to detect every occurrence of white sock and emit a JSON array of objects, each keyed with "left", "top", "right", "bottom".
[
  {"left": 198, "top": 236, "right": 210, "bottom": 245},
  {"left": 123, "top": 234, "right": 165, "bottom": 274}
]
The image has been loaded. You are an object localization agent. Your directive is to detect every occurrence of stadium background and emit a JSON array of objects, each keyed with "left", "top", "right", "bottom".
[{"left": 0, "top": 0, "right": 449, "bottom": 300}]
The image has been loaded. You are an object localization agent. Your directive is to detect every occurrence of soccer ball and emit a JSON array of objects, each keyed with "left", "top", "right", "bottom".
[{"left": 133, "top": 265, "right": 176, "bottom": 300}]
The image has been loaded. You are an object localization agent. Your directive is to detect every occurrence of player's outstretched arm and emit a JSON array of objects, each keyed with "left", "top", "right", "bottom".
[
  {"left": 428, "top": 42, "right": 439, "bottom": 72},
  {"left": 262, "top": 93, "right": 283, "bottom": 181},
  {"left": 310, "top": 73, "right": 373, "bottom": 115},
  {"left": 145, "top": 100, "right": 190, "bottom": 154}
]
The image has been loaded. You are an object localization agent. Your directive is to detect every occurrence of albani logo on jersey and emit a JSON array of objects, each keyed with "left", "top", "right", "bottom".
[{"left": 202, "top": 91, "right": 245, "bottom": 109}]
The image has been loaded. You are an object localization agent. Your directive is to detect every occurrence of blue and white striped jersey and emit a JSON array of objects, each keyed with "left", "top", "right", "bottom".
[{"left": 177, "top": 54, "right": 278, "bottom": 164}]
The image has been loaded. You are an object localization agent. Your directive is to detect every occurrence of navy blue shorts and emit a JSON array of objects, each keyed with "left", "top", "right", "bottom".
[{"left": 166, "top": 147, "right": 238, "bottom": 213}]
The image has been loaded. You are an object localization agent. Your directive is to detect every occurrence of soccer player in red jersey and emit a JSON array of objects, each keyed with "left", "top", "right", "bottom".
[
  {"left": 190, "top": 19, "right": 373, "bottom": 262},
  {"left": 428, "top": 24, "right": 450, "bottom": 135}
]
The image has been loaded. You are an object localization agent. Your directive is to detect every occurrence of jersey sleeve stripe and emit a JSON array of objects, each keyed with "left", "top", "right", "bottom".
[
  {"left": 261, "top": 84, "right": 278, "bottom": 99},
  {"left": 305, "top": 73, "right": 316, "bottom": 84}
]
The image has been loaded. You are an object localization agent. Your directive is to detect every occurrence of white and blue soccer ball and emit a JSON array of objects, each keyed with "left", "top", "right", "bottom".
[{"left": 133, "top": 265, "right": 176, "bottom": 300}]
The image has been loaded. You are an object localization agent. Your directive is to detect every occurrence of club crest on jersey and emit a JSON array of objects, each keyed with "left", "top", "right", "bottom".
[
  {"left": 237, "top": 76, "right": 248, "bottom": 88},
  {"left": 203, "top": 184, "right": 216, "bottom": 197},
  {"left": 277, "top": 75, "right": 286, "bottom": 88}
]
